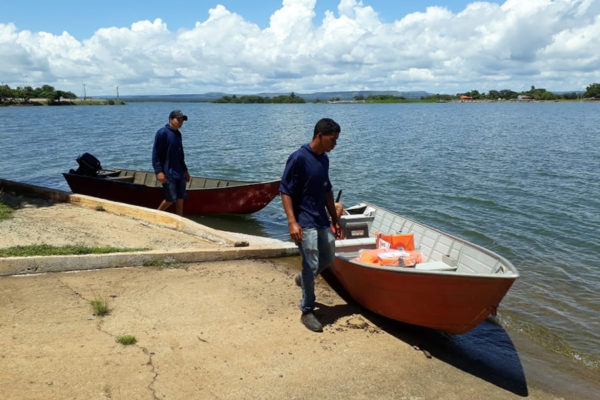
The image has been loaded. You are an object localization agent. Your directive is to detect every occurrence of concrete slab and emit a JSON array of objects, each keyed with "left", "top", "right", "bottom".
[{"left": 0, "top": 178, "right": 297, "bottom": 276}]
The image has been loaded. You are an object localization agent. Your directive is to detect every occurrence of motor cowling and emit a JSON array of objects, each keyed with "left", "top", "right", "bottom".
[{"left": 72, "top": 153, "right": 102, "bottom": 176}]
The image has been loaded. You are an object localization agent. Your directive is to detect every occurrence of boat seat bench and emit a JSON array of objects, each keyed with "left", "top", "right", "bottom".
[
  {"left": 414, "top": 261, "right": 457, "bottom": 271},
  {"left": 108, "top": 176, "right": 135, "bottom": 183}
]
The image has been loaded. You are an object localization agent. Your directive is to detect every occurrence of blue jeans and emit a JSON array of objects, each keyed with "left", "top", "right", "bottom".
[{"left": 298, "top": 227, "right": 336, "bottom": 312}]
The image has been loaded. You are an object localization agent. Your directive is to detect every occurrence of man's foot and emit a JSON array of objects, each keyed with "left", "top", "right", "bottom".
[
  {"left": 301, "top": 311, "right": 323, "bottom": 332},
  {"left": 295, "top": 273, "right": 302, "bottom": 287}
]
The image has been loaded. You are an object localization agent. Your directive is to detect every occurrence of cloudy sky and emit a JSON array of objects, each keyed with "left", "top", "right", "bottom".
[{"left": 1, "top": 0, "right": 599, "bottom": 96}]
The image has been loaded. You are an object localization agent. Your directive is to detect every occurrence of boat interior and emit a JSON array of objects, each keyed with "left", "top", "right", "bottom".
[
  {"left": 98, "top": 169, "right": 256, "bottom": 189},
  {"left": 335, "top": 203, "right": 518, "bottom": 276}
]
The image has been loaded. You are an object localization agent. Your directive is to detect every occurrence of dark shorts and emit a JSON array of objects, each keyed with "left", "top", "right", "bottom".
[{"left": 162, "top": 178, "right": 187, "bottom": 202}]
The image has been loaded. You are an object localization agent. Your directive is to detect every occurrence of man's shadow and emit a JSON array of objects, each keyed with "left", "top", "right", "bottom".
[{"left": 318, "top": 269, "right": 529, "bottom": 397}]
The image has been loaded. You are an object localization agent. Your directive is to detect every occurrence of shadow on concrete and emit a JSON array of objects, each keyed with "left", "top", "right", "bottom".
[
  {"left": 0, "top": 179, "right": 69, "bottom": 210},
  {"left": 321, "top": 269, "right": 529, "bottom": 397}
]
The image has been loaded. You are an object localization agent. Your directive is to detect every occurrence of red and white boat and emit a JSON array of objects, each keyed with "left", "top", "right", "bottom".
[{"left": 333, "top": 202, "right": 519, "bottom": 334}]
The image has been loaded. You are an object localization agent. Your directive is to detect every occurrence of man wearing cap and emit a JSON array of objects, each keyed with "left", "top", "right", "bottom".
[{"left": 152, "top": 110, "right": 190, "bottom": 216}]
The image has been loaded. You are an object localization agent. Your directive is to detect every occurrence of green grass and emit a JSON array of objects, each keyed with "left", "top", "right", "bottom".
[
  {"left": 95, "top": 205, "right": 106, "bottom": 211},
  {"left": 0, "top": 244, "right": 148, "bottom": 257},
  {"left": 116, "top": 335, "right": 137, "bottom": 345},
  {"left": 142, "top": 258, "right": 167, "bottom": 267},
  {"left": 90, "top": 298, "right": 110, "bottom": 316},
  {"left": 0, "top": 201, "right": 14, "bottom": 221},
  {"left": 142, "top": 257, "right": 181, "bottom": 268}
]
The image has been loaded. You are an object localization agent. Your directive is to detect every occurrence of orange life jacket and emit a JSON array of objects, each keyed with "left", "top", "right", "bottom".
[
  {"left": 375, "top": 232, "right": 415, "bottom": 251},
  {"left": 356, "top": 248, "right": 423, "bottom": 267}
]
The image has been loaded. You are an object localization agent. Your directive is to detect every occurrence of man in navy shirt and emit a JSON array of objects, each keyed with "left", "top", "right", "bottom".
[
  {"left": 152, "top": 110, "right": 190, "bottom": 216},
  {"left": 280, "top": 118, "right": 342, "bottom": 332}
]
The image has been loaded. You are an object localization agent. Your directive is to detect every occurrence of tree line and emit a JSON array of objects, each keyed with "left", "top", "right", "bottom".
[
  {"left": 426, "top": 83, "right": 600, "bottom": 102},
  {"left": 0, "top": 84, "right": 77, "bottom": 105},
  {"left": 213, "top": 92, "right": 305, "bottom": 103},
  {"left": 4, "top": 82, "right": 599, "bottom": 106},
  {"left": 214, "top": 83, "right": 600, "bottom": 104}
]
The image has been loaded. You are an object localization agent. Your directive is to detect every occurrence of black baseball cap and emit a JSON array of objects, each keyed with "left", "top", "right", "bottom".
[{"left": 169, "top": 110, "right": 188, "bottom": 121}]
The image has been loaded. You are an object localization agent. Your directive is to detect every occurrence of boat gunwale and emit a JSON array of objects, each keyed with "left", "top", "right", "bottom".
[
  {"left": 334, "top": 253, "right": 519, "bottom": 279},
  {"left": 63, "top": 170, "right": 281, "bottom": 191},
  {"left": 337, "top": 201, "right": 519, "bottom": 278}
]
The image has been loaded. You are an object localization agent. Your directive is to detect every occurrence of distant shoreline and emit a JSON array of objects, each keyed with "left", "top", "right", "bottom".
[
  {"left": 3, "top": 98, "right": 598, "bottom": 106},
  {"left": 0, "top": 98, "right": 125, "bottom": 107}
]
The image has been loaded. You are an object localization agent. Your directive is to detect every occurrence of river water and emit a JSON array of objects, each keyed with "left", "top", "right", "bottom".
[{"left": 1, "top": 101, "right": 598, "bottom": 370}]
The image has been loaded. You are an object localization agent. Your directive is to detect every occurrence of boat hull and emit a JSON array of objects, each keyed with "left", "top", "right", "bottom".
[
  {"left": 331, "top": 257, "right": 516, "bottom": 334},
  {"left": 63, "top": 171, "right": 280, "bottom": 215}
]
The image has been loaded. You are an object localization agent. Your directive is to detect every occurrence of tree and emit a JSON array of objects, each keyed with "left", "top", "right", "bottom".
[
  {"left": 0, "top": 84, "right": 12, "bottom": 102},
  {"left": 525, "top": 87, "right": 558, "bottom": 100},
  {"left": 560, "top": 92, "right": 578, "bottom": 100},
  {"left": 584, "top": 83, "right": 600, "bottom": 98},
  {"left": 467, "top": 90, "right": 482, "bottom": 99},
  {"left": 59, "top": 90, "right": 77, "bottom": 100},
  {"left": 365, "top": 94, "right": 406, "bottom": 102},
  {"left": 499, "top": 89, "right": 519, "bottom": 100},
  {"left": 212, "top": 92, "right": 305, "bottom": 104}
]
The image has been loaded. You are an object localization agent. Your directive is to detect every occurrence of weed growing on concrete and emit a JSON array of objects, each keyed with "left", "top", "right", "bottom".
[
  {"left": 142, "top": 257, "right": 180, "bottom": 267},
  {"left": 116, "top": 335, "right": 137, "bottom": 345},
  {"left": 0, "top": 201, "right": 14, "bottom": 221},
  {"left": 0, "top": 244, "right": 148, "bottom": 257},
  {"left": 91, "top": 298, "right": 110, "bottom": 316},
  {"left": 142, "top": 258, "right": 165, "bottom": 267}
]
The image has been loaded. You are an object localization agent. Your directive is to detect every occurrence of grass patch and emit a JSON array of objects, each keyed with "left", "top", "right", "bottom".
[
  {"left": 0, "top": 244, "right": 148, "bottom": 257},
  {"left": 143, "top": 258, "right": 167, "bottom": 267},
  {"left": 90, "top": 298, "right": 110, "bottom": 316},
  {"left": 142, "top": 257, "right": 180, "bottom": 267},
  {"left": 0, "top": 201, "right": 14, "bottom": 221},
  {"left": 116, "top": 335, "right": 137, "bottom": 345},
  {"left": 95, "top": 205, "right": 106, "bottom": 211}
]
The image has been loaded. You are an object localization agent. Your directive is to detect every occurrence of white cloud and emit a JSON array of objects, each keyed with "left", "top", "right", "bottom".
[{"left": 1, "top": 0, "right": 599, "bottom": 95}]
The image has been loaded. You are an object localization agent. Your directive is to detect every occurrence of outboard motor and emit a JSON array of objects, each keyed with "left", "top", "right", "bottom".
[{"left": 71, "top": 153, "right": 102, "bottom": 176}]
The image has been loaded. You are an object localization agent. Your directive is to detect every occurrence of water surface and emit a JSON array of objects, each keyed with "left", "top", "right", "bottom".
[{"left": 1, "top": 101, "right": 598, "bottom": 369}]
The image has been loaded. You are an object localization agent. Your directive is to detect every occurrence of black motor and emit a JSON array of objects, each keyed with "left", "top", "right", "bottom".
[{"left": 71, "top": 153, "right": 102, "bottom": 176}]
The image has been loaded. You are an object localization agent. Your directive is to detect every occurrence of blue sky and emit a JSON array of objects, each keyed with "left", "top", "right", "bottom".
[{"left": 1, "top": 0, "right": 598, "bottom": 96}]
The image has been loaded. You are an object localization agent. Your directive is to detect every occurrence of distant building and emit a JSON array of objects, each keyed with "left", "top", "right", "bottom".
[{"left": 517, "top": 95, "right": 533, "bottom": 100}]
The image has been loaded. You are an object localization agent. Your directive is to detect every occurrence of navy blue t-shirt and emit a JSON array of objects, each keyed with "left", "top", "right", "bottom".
[
  {"left": 280, "top": 143, "right": 333, "bottom": 229},
  {"left": 152, "top": 124, "right": 187, "bottom": 180}
]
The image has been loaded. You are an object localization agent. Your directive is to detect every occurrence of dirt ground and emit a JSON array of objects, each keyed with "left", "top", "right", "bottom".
[{"left": 1, "top": 195, "right": 599, "bottom": 399}]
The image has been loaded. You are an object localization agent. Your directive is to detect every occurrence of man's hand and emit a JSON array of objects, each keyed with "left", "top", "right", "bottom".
[
  {"left": 333, "top": 221, "right": 342, "bottom": 239},
  {"left": 184, "top": 171, "right": 190, "bottom": 182},
  {"left": 156, "top": 172, "right": 167, "bottom": 184},
  {"left": 288, "top": 221, "right": 303, "bottom": 243}
]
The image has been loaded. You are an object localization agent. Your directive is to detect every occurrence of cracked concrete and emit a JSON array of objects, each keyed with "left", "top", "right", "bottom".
[{"left": 3, "top": 260, "right": 600, "bottom": 399}]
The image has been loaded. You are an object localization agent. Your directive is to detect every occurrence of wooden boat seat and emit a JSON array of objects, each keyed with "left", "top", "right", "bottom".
[{"left": 108, "top": 176, "right": 135, "bottom": 183}]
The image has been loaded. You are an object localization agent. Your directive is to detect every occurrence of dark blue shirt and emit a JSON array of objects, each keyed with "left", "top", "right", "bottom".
[
  {"left": 152, "top": 124, "right": 187, "bottom": 180},
  {"left": 280, "top": 143, "right": 333, "bottom": 229}
]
